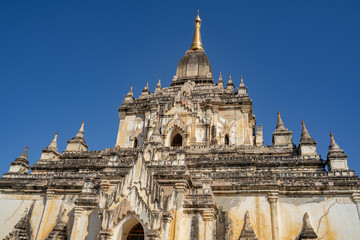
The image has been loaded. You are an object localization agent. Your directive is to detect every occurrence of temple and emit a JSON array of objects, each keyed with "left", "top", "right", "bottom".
[{"left": 1, "top": 13, "right": 360, "bottom": 240}]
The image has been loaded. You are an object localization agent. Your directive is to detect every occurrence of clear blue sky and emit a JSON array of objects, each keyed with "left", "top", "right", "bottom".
[{"left": 0, "top": 1, "right": 359, "bottom": 175}]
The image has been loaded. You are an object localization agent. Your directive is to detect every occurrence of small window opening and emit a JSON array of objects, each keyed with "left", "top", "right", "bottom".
[
  {"left": 225, "top": 134, "right": 229, "bottom": 145},
  {"left": 126, "top": 223, "right": 144, "bottom": 240},
  {"left": 171, "top": 133, "right": 183, "bottom": 147},
  {"left": 133, "top": 138, "right": 138, "bottom": 148}
]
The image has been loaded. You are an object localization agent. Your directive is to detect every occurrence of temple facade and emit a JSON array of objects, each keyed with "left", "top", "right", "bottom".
[{"left": 1, "top": 13, "right": 360, "bottom": 240}]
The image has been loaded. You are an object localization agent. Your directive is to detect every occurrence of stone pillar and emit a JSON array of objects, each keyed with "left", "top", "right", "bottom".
[
  {"left": 190, "top": 113, "right": 197, "bottom": 144},
  {"left": 268, "top": 193, "right": 279, "bottom": 240},
  {"left": 70, "top": 193, "right": 98, "bottom": 240},
  {"left": 162, "top": 211, "right": 174, "bottom": 240},
  {"left": 35, "top": 189, "right": 55, "bottom": 240},
  {"left": 352, "top": 193, "right": 360, "bottom": 221},
  {"left": 173, "top": 182, "right": 186, "bottom": 240},
  {"left": 203, "top": 209, "right": 216, "bottom": 240},
  {"left": 204, "top": 124, "right": 209, "bottom": 145}
]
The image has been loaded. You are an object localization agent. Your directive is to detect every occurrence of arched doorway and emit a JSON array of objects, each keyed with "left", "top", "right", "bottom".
[
  {"left": 133, "top": 138, "right": 138, "bottom": 148},
  {"left": 225, "top": 134, "right": 229, "bottom": 145},
  {"left": 171, "top": 133, "right": 183, "bottom": 147},
  {"left": 126, "top": 223, "right": 144, "bottom": 240}
]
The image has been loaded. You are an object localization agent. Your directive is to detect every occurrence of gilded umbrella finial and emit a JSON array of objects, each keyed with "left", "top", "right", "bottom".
[{"left": 190, "top": 11, "right": 203, "bottom": 50}]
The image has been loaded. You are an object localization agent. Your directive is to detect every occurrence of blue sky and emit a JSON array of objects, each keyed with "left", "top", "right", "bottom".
[{"left": 0, "top": 1, "right": 359, "bottom": 175}]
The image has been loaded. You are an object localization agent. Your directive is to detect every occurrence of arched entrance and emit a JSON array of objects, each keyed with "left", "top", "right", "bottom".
[
  {"left": 171, "top": 133, "right": 183, "bottom": 147},
  {"left": 126, "top": 223, "right": 144, "bottom": 240},
  {"left": 112, "top": 215, "right": 147, "bottom": 240},
  {"left": 225, "top": 134, "right": 229, "bottom": 145}
]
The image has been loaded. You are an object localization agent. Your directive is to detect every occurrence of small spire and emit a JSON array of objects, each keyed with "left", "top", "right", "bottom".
[
  {"left": 7, "top": 146, "right": 30, "bottom": 174},
  {"left": 240, "top": 76, "right": 245, "bottom": 86},
  {"left": 142, "top": 81, "right": 150, "bottom": 92},
  {"left": 300, "top": 120, "right": 316, "bottom": 144},
  {"left": 190, "top": 11, "right": 203, "bottom": 50},
  {"left": 123, "top": 85, "right": 135, "bottom": 103},
  {"left": 329, "top": 132, "right": 340, "bottom": 150},
  {"left": 154, "top": 78, "right": 163, "bottom": 95},
  {"left": 276, "top": 110, "right": 286, "bottom": 130},
  {"left": 226, "top": 73, "right": 235, "bottom": 92},
  {"left": 228, "top": 73, "right": 233, "bottom": 83},
  {"left": 76, "top": 121, "right": 85, "bottom": 138},
  {"left": 127, "top": 85, "right": 133, "bottom": 96},
  {"left": 47, "top": 132, "right": 58, "bottom": 151},
  {"left": 19, "top": 146, "right": 28, "bottom": 160},
  {"left": 217, "top": 72, "right": 224, "bottom": 89}
]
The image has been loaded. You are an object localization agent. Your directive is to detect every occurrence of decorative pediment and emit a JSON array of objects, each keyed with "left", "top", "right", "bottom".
[
  {"left": 164, "top": 113, "right": 189, "bottom": 138},
  {"left": 239, "top": 211, "right": 257, "bottom": 240},
  {"left": 218, "top": 119, "right": 235, "bottom": 136}
]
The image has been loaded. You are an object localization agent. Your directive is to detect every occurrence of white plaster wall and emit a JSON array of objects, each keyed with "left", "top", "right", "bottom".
[
  {"left": 0, "top": 195, "right": 42, "bottom": 239},
  {"left": 279, "top": 196, "right": 360, "bottom": 239},
  {"left": 214, "top": 195, "right": 272, "bottom": 240},
  {"left": 0, "top": 193, "right": 77, "bottom": 240}
]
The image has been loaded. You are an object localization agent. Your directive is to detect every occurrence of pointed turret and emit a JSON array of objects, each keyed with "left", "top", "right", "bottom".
[
  {"left": 154, "top": 78, "right": 163, "bottom": 95},
  {"left": 239, "top": 211, "right": 257, "bottom": 240},
  {"left": 299, "top": 121, "right": 317, "bottom": 156},
  {"left": 298, "top": 213, "right": 318, "bottom": 240},
  {"left": 124, "top": 85, "right": 135, "bottom": 103},
  {"left": 276, "top": 111, "right": 285, "bottom": 130},
  {"left": 327, "top": 132, "right": 349, "bottom": 171},
  {"left": 7, "top": 146, "right": 30, "bottom": 174},
  {"left": 226, "top": 74, "right": 235, "bottom": 93},
  {"left": 300, "top": 121, "right": 315, "bottom": 144},
  {"left": 217, "top": 72, "right": 224, "bottom": 89},
  {"left": 40, "top": 132, "right": 60, "bottom": 160},
  {"left": 190, "top": 10, "right": 203, "bottom": 50},
  {"left": 139, "top": 81, "right": 150, "bottom": 98},
  {"left": 237, "top": 76, "right": 248, "bottom": 96},
  {"left": 65, "top": 122, "right": 88, "bottom": 152},
  {"left": 272, "top": 111, "right": 293, "bottom": 146},
  {"left": 329, "top": 132, "right": 340, "bottom": 150},
  {"left": 255, "top": 125, "right": 264, "bottom": 146}
]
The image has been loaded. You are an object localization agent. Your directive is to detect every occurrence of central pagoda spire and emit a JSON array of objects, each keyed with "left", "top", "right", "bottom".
[{"left": 190, "top": 11, "right": 203, "bottom": 50}]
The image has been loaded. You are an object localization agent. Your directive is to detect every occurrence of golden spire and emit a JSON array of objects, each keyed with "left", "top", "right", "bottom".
[{"left": 190, "top": 10, "right": 203, "bottom": 50}]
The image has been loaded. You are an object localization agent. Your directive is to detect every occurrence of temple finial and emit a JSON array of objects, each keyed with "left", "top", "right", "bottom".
[
  {"left": 65, "top": 121, "right": 88, "bottom": 152},
  {"left": 124, "top": 85, "right": 135, "bottom": 103},
  {"left": 19, "top": 146, "right": 28, "bottom": 160},
  {"left": 155, "top": 78, "right": 163, "bottom": 95},
  {"left": 228, "top": 73, "right": 233, "bottom": 84},
  {"left": 329, "top": 132, "right": 340, "bottom": 150},
  {"left": 300, "top": 120, "right": 316, "bottom": 144},
  {"left": 76, "top": 121, "right": 85, "bottom": 138},
  {"left": 276, "top": 110, "right": 285, "bottom": 130},
  {"left": 40, "top": 132, "right": 59, "bottom": 160},
  {"left": 190, "top": 11, "right": 203, "bottom": 50},
  {"left": 48, "top": 132, "right": 58, "bottom": 151}
]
